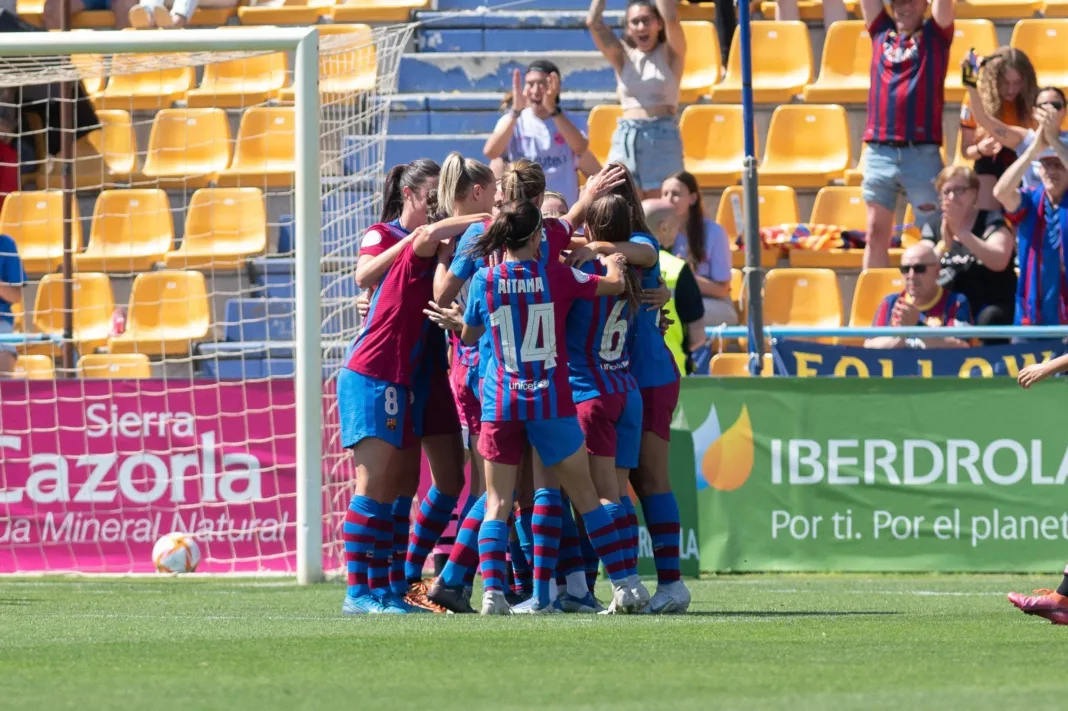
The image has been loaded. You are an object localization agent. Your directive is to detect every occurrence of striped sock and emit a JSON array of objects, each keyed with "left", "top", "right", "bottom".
[
  {"left": 389, "top": 496, "right": 412, "bottom": 595},
  {"left": 642, "top": 493, "right": 681, "bottom": 584},
  {"left": 405, "top": 486, "right": 457, "bottom": 582},
  {"left": 477, "top": 519, "right": 509, "bottom": 594},
  {"left": 440, "top": 493, "right": 485, "bottom": 588},
  {"left": 605, "top": 502, "right": 636, "bottom": 579},
  {"left": 557, "top": 499, "right": 584, "bottom": 580},
  {"left": 514, "top": 506, "right": 534, "bottom": 594},
  {"left": 343, "top": 495, "right": 377, "bottom": 599},
  {"left": 620, "top": 495, "right": 640, "bottom": 574},
  {"left": 582, "top": 505, "right": 627, "bottom": 585},
  {"left": 509, "top": 537, "right": 532, "bottom": 595},
  {"left": 580, "top": 527, "right": 600, "bottom": 593},
  {"left": 531, "top": 488, "right": 563, "bottom": 608},
  {"left": 368, "top": 502, "right": 393, "bottom": 594},
  {"left": 459, "top": 494, "right": 477, "bottom": 521}
]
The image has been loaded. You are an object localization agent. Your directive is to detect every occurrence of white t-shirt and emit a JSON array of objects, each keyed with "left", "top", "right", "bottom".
[
  {"left": 1017, "top": 129, "right": 1068, "bottom": 189},
  {"left": 496, "top": 107, "right": 582, "bottom": 207}
]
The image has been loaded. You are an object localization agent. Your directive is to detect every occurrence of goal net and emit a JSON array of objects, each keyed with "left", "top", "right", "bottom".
[{"left": 0, "top": 24, "right": 412, "bottom": 579}]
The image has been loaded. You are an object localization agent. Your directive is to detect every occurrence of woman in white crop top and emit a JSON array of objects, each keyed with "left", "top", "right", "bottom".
[{"left": 587, "top": 0, "right": 685, "bottom": 197}]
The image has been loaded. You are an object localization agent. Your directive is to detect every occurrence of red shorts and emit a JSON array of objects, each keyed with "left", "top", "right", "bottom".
[
  {"left": 478, "top": 416, "right": 585, "bottom": 468},
  {"left": 449, "top": 361, "right": 482, "bottom": 437},
  {"left": 576, "top": 393, "right": 627, "bottom": 458},
  {"left": 641, "top": 380, "right": 680, "bottom": 442},
  {"left": 417, "top": 370, "right": 462, "bottom": 438}
]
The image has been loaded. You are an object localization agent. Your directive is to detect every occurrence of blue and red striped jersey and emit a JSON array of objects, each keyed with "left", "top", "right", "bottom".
[
  {"left": 872, "top": 289, "right": 972, "bottom": 328},
  {"left": 1006, "top": 187, "right": 1068, "bottom": 325},
  {"left": 863, "top": 10, "right": 953, "bottom": 145},
  {"left": 464, "top": 259, "right": 599, "bottom": 421},
  {"left": 566, "top": 260, "right": 638, "bottom": 403},
  {"left": 626, "top": 233, "right": 680, "bottom": 389},
  {"left": 345, "top": 242, "right": 435, "bottom": 386},
  {"left": 359, "top": 220, "right": 409, "bottom": 258}
]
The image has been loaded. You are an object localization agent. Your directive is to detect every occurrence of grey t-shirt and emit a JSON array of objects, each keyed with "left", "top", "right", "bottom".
[{"left": 496, "top": 107, "right": 582, "bottom": 207}]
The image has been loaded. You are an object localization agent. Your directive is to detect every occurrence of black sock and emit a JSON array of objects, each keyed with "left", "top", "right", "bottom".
[{"left": 1055, "top": 574, "right": 1068, "bottom": 597}]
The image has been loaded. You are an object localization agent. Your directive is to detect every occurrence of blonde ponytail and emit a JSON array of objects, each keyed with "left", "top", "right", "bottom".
[{"left": 437, "top": 151, "right": 495, "bottom": 217}]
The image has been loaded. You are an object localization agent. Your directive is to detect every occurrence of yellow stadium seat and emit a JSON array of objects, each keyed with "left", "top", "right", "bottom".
[
  {"left": 16, "top": 0, "right": 116, "bottom": 26},
  {"left": 1011, "top": 20, "right": 1068, "bottom": 89},
  {"left": 186, "top": 52, "right": 288, "bottom": 108},
  {"left": 679, "top": 21, "right": 722, "bottom": 103},
  {"left": 759, "top": 104, "right": 850, "bottom": 188},
  {"left": 716, "top": 184, "right": 795, "bottom": 268},
  {"left": 759, "top": 0, "right": 857, "bottom": 18},
  {"left": 785, "top": 186, "right": 868, "bottom": 268},
  {"left": 31, "top": 272, "right": 115, "bottom": 355},
  {"left": 187, "top": 6, "right": 237, "bottom": 24},
  {"left": 330, "top": 0, "right": 428, "bottom": 22},
  {"left": 0, "top": 191, "right": 82, "bottom": 275},
  {"left": 164, "top": 188, "right": 267, "bottom": 270},
  {"left": 71, "top": 53, "right": 104, "bottom": 97},
  {"left": 763, "top": 268, "right": 842, "bottom": 336},
  {"left": 843, "top": 146, "right": 865, "bottom": 186},
  {"left": 13, "top": 354, "right": 54, "bottom": 380},
  {"left": 75, "top": 189, "right": 173, "bottom": 273},
  {"left": 681, "top": 104, "right": 753, "bottom": 188},
  {"left": 710, "top": 22, "right": 813, "bottom": 103},
  {"left": 278, "top": 25, "right": 376, "bottom": 101},
  {"left": 802, "top": 20, "right": 871, "bottom": 104},
  {"left": 849, "top": 268, "right": 905, "bottom": 327},
  {"left": 1045, "top": 0, "right": 1068, "bottom": 16},
  {"left": 78, "top": 353, "right": 153, "bottom": 379},
  {"left": 708, "top": 353, "right": 774, "bottom": 377},
  {"left": 238, "top": 0, "right": 335, "bottom": 24},
  {"left": 587, "top": 105, "right": 622, "bottom": 167},
  {"left": 954, "top": 0, "right": 1042, "bottom": 19},
  {"left": 11, "top": 299, "right": 23, "bottom": 332},
  {"left": 217, "top": 107, "right": 295, "bottom": 188},
  {"left": 944, "top": 20, "right": 998, "bottom": 102},
  {"left": 142, "top": 108, "right": 232, "bottom": 189},
  {"left": 108, "top": 270, "right": 210, "bottom": 356},
  {"left": 95, "top": 55, "right": 195, "bottom": 110},
  {"left": 49, "top": 110, "right": 137, "bottom": 190}
]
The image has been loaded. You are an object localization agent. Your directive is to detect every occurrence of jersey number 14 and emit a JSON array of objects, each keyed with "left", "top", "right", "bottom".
[{"left": 490, "top": 304, "right": 557, "bottom": 373}]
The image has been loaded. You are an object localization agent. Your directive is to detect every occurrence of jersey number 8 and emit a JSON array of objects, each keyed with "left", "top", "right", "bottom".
[{"left": 489, "top": 303, "right": 557, "bottom": 373}]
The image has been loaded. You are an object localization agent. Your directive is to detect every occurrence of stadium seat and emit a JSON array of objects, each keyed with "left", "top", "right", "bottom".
[
  {"left": 944, "top": 20, "right": 998, "bottom": 102},
  {"left": 75, "top": 189, "right": 174, "bottom": 273},
  {"left": 716, "top": 185, "right": 796, "bottom": 268},
  {"left": 849, "top": 268, "right": 905, "bottom": 328},
  {"left": 1011, "top": 20, "right": 1068, "bottom": 90},
  {"left": 762, "top": 268, "right": 842, "bottom": 337},
  {"left": 801, "top": 21, "right": 871, "bottom": 104},
  {"left": 587, "top": 104, "right": 622, "bottom": 167},
  {"left": 13, "top": 354, "right": 54, "bottom": 380},
  {"left": 237, "top": 0, "right": 335, "bottom": 25},
  {"left": 708, "top": 352, "right": 774, "bottom": 377},
  {"left": 0, "top": 191, "right": 82, "bottom": 275},
  {"left": 330, "top": 0, "right": 428, "bottom": 22},
  {"left": 31, "top": 272, "right": 115, "bottom": 355},
  {"left": 16, "top": 0, "right": 115, "bottom": 26},
  {"left": 217, "top": 107, "right": 295, "bottom": 188},
  {"left": 758, "top": 0, "right": 857, "bottom": 18},
  {"left": 186, "top": 6, "right": 237, "bottom": 24},
  {"left": 679, "top": 21, "right": 722, "bottom": 103},
  {"left": 278, "top": 24, "right": 376, "bottom": 101},
  {"left": 759, "top": 104, "right": 850, "bottom": 188},
  {"left": 186, "top": 52, "right": 289, "bottom": 108},
  {"left": 78, "top": 353, "right": 153, "bottom": 379},
  {"left": 108, "top": 270, "right": 210, "bottom": 356},
  {"left": 142, "top": 108, "right": 232, "bottom": 189},
  {"left": 95, "top": 55, "right": 195, "bottom": 110},
  {"left": 843, "top": 146, "right": 865, "bottom": 186},
  {"left": 786, "top": 186, "right": 868, "bottom": 268},
  {"left": 49, "top": 110, "right": 137, "bottom": 190},
  {"left": 710, "top": 22, "right": 812, "bottom": 103},
  {"left": 71, "top": 53, "right": 104, "bottom": 97},
  {"left": 164, "top": 188, "right": 267, "bottom": 270},
  {"left": 1045, "top": 0, "right": 1068, "bottom": 17},
  {"left": 680, "top": 104, "right": 753, "bottom": 188},
  {"left": 954, "top": 0, "right": 1043, "bottom": 19}
]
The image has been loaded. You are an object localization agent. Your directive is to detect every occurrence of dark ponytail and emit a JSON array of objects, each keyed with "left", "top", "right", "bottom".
[
  {"left": 587, "top": 194, "right": 642, "bottom": 318},
  {"left": 474, "top": 200, "right": 543, "bottom": 259},
  {"left": 379, "top": 158, "right": 440, "bottom": 223},
  {"left": 668, "top": 170, "right": 706, "bottom": 266}
]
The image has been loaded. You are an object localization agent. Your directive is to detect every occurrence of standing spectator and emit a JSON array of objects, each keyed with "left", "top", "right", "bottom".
[
  {"left": 44, "top": 0, "right": 137, "bottom": 29},
  {"left": 959, "top": 48, "right": 1038, "bottom": 210},
  {"left": 994, "top": 117, "right": 1068, "bottom": 326},
  {"left": 859, "top": 0, "right": 954, "bottom": 269},
  {"left": 484, "top": 62, "right": 589, "bottom": 208},
  {"left": 587, "top": 0, "right": 685, "bottom": 198},
  {"left": 924, "top": 166, "right": 1016, "bottom": 335},
  {"left": 865, "top": 242, "right": 971, "bottom": 350},
  {"left": 660, "top": 170, "right": 737, "bottom": 327},
  {"left": 0, "top": 233, "right": 24, "bottom": 377}
]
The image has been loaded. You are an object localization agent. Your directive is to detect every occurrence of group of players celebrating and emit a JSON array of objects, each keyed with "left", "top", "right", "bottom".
[{"left": 338, "top": 152, "right": 690, "bottom": 615}]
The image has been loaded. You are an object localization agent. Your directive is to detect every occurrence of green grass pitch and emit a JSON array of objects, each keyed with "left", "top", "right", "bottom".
[{"left": 2, "top": 574, "right": 1065, "bottom": 710}]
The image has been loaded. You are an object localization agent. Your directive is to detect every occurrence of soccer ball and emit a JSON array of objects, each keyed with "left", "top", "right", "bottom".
[{"left": 152, "top": 532, "right": 201, "bottom": 573}]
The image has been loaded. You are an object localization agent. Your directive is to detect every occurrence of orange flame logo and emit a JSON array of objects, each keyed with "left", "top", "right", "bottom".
[{"left": 692, "top": 404, "right": 754, "bottom": 492}]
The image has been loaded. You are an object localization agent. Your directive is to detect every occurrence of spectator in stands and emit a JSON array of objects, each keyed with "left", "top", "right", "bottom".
[
  {"left": 484, "top": 62, "right": 589, "bottom": 208},
  {"left": 660, "top": 170, "right": 736, "bottom": 327},
  {"left": 44, "top": 0, "right": 137, "bottom": 29},
  {"left": 959, "top": 48, "right": 1038, "bottom": 211},
  {"left": 127, "top": 0, "right": 236, "bottom": 27},
  {"left": 0, "top": 233, "right": 24, "bottom": 377},
  {"left": 923, "top": 165, "right": 1015, "bottom": 338},
  {"left": 858, "top": 0, "right": 954, "bottom": 269},
  {"left": 994, "top": 113, "right": 1068, "bottom": 327},
  {"left": 774, "top": 0, "right": 846, "bottom": 25},
  {"left": 865, "top": 242, "right": 971, "bottom": 350},
  {"left": 588, "top": 0, "right": 685, "bottom": 198},
  {"left": 0, "top": 106, "right": 19, "bottom": 210}
]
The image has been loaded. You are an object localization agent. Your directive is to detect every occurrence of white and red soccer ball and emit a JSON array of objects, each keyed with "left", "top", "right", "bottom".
[{"left": 152, "top": 532, "right": 201, "bottom": 573}]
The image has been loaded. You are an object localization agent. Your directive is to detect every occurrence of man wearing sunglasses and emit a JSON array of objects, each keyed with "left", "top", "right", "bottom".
[{"left": 865, "top": 242, "right": 972, "bottom": 349}]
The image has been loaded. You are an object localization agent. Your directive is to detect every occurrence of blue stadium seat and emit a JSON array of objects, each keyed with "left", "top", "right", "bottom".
[
  {"left": 277, "top": 190, "right": 374, "bottom": 255},
  {"left": 250, "top": 258, "right": 360, "bottom": 300},
  {"left": 221, "top": 299, "right": 296, "bottom": 343}
]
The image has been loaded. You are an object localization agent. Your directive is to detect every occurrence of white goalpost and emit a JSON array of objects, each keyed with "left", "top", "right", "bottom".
[{"left": 0, "top": 24, "right": 413, "bottom": 582}]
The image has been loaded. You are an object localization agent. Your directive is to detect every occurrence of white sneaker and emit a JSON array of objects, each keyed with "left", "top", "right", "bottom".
[
  {"left": 601, "top": 582, "right": 640, "bottom": 614},
  {"left": 480, "top": 590, "right": 512, "bottom": 616},
  {"left": 648, "top": 581, "right": 691, "bottom": 614},
  {"left": 629, "top": 574, "right": 651, "bottom": 608},
  {"left": 512, "top": 599, "right": 562, "bottom": 614}
]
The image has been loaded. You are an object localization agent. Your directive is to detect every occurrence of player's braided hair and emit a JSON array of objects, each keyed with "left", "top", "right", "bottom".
[
  {"left": 586, "top": 194, "right": 644, "bottom": 319},
  {"left": 475, "top": 200, "right": 543, "bottom": 258}
]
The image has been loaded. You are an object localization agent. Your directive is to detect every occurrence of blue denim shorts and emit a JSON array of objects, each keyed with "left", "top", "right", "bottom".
[
  {"left": 0, "top": 318, "right": 16, "bottom": 355},
  {"left": 607, "top": 116, "right": 684, "bottom": 191},
  {"left": 861, "top": 142, "right": 943, "bottom": 235}
]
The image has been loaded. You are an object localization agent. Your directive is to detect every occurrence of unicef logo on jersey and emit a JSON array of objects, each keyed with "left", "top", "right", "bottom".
[{"left": 509, "top": 379, "right": 551, "bottom": 391}]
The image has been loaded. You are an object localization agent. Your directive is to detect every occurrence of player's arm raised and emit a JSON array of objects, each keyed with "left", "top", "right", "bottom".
[{"left": 562, "top": 163, "right": 628, "bottom": 231}]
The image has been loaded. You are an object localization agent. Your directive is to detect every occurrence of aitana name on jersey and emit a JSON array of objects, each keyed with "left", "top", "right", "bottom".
[{"left": 497, "top": 276, "right": 545, "bottom": 294}]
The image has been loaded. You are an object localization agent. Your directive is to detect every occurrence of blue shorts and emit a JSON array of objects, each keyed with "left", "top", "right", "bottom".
[
  {"left": 860, "top": 142, "right": 942, "bottom": 233},
  {"left": 608, "top": 116, "right": 684, "bottom": 191},
  {"left": 337, "top": 368, "right": 413, "bottom": 450},
  {"left": 615, "top": 389, "right": 643, "bottom": 469},
  {"left": 478, "top": 415, "right": 585, "bottom": 468},
  {"left": 0, "top": 319, "right": 16, "bottom": 355},
  {"left": 82, "top": 0, "right": 110, "bottom": 10}
]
